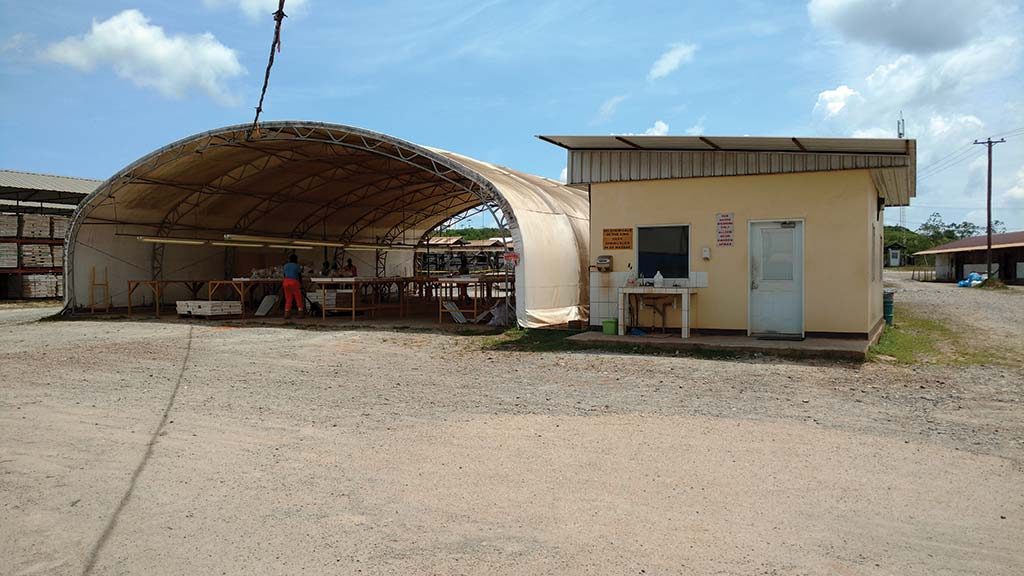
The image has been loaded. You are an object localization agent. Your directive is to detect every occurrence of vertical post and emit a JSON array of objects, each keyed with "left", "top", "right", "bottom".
[
  {"left": 986, "top": 142, "right": 992, "bottom": 280},
  {"left": 973, "top": 137, "right": 1005, "bottom": 281}
]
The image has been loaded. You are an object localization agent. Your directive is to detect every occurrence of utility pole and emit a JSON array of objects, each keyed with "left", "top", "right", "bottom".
[{"left": 972, "top": 137, "right": 1005, "bottom": 281}]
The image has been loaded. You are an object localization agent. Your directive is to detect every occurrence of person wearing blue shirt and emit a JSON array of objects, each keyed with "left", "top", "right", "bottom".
[{"left": 282, "top": 253, "right": 304, "bottom": 319}]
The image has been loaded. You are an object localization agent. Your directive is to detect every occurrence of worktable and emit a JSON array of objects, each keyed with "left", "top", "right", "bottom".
[
  {"left": 127, "top": 279, "right": 207, "bottom": 316},
  {"left": 310, "top": 276, "right": 410, "bottom": 320},
  {"left": 434, "top": 275, "right": 513, "bottom": 324},
  {"left": 618, "top": 286, "right": 697, "bottom": 338},
  {"left": 207, "top": 278, "right": 283, "bottom": 316}
]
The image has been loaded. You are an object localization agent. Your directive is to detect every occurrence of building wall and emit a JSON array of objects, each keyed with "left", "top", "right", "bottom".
[{"left": 589, "top": 169, "right": 878, "bottom": 335}]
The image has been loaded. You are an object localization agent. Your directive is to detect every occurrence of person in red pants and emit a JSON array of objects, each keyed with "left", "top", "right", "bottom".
[{"left": 282, "top": 253, "right": 304, "bottom": 319}]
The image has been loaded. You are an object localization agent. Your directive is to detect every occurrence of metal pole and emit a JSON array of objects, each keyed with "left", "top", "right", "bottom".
[
  {"left": 986, "top": 141, "right": 992, "bottom": 280},
  {"left": 973, "top": 137, "right": 1005, "bottom": 281}
]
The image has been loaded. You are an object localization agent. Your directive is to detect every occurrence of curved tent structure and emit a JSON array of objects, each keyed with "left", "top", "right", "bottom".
[{"left": 65, "top": 122, "right": 589, "bottom": 326}]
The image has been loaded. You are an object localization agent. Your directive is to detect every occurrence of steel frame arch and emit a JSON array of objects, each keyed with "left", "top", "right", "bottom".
[{"left": 65, "top": 121, "right": 518, "bottom": 301}]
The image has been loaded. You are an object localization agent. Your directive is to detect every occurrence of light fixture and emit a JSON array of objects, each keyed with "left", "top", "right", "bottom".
[
  {"left": 210, "top": 241, "right": 264, "bottom": 248},
  {"left": 223, "top": 233, "right": 414, "bottom": 251},
  {"left": 268, "top": 244, "right": 313, "bottom": 250},
  {"left": 223, "top": 234, "right": 289, "bottom": 244},
  {"left": 292, "top": 239, "right": 349, "bottom": 248},
  {"left": 137, "top": 236, "right": 207, "bottom": 246}
]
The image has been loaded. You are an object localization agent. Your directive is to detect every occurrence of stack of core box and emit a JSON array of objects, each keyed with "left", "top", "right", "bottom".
[
  {"left": 20, "top": 244, "right": 53, "bottom": 267},
  {"left": 22, "top": 274, "right": 60, "bottom": 298},
  {"left": 0, "top": 243, "right": 17, "bottom": 268},
  {"left": 175, "top": 300, "right": 243, "bottom": 317},
  {"left": 1, "top": 213, "right": 66, "bottom": 298},
  {"left": 0, "top": 214, "right": 18, "bottom": 236},
  {"left": 21, "top": 214, "right": 51, "bottom": 238},
  {"left": 306, "top": 289, "right": 338, "bottom": 308},
  {"left": 51, "top": 216, "right": 69, "bottom": 239}
]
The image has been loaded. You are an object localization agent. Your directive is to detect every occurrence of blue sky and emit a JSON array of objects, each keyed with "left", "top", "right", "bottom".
[{"left": 2, "top": 0, "right": 1023, "bottom": 229}]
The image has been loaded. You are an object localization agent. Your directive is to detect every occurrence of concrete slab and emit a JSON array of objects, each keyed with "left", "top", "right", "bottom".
[{"left": 567, "top": 331, "right": 869, "bottom": 360}]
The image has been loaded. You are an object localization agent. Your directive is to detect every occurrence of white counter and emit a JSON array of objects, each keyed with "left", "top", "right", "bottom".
[{"left": 618, "top": 286, "right": 697, "bottom": 338}]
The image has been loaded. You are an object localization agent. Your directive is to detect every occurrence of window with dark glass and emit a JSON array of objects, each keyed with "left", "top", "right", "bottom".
[{"left": 637, "top": 225, "right": 689, "bottom": 279}]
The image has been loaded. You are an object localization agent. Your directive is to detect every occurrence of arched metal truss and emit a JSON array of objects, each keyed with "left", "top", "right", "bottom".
[
  {"left": 65, "top": 121, "right": 590, "bottom": 327},
  {"left": 67, "top": 122, "right": 513, "bottom": 285}
]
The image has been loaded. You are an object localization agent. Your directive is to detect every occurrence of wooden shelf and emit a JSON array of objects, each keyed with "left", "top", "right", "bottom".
[
  {"left": 0, "top": 267, "right": 63, "bottom": 275},
  {"left": 0, "top": 238, "right": 65, "bottom": 245}
]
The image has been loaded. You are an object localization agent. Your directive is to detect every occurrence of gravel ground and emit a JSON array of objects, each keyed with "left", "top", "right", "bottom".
[
  {"left": 886, "top": 271, "right": 1024, "bottom": 357},
  {"left": 1, "top": 279, "right": 1022, "bottom": 576}
]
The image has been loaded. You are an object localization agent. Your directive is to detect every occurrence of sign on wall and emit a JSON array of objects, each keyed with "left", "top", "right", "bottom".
[
  {"left": 716, "top": 213, "right": 734, "bottom": 247},
  {"left": 602, "top": 228, "right": 633, "bottom": 250}
]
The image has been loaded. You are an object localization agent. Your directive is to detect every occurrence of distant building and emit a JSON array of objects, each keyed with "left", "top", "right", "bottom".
[
  {"left": 915, "top": 231, "right": 1024, "bottom": 284},
  {"left": 0, "top": 170, "right": 98, "bottom": 298},
  {"left": 884, "top": 241, "right": 910, "bottom": 267}
]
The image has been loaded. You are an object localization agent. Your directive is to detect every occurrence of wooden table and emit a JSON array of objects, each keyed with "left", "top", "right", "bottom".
[
  {"left": 435, "top": 276, "right": 512, "bottom": 324},
  {"left": 127, "top": 279, "right": 207, "bottom": 316},
  {"left": 207, "top": 278, "right": 283, "bottom": 316},
  {"left": 310, "top": 277, "right": 410, "bottom": 320}
]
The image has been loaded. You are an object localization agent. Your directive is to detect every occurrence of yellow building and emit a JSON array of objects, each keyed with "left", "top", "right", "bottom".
[{"left": 540, "top": 135, "right": 916, "bottom": 341}]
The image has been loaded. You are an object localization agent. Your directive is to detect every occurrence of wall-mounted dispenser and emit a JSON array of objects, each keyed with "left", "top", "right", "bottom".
[{"left": 595, "top": 255, "right": 613, "bottom": 272}]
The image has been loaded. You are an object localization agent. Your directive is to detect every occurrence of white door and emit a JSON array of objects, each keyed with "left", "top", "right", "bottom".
[
  {"left": 889, "top": 249, "right": 901, "bottom": 267},
  {"left": 750, "top": 221, "right": 803, "bottom": 336}
]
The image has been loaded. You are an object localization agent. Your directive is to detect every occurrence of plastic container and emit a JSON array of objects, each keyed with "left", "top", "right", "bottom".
[
  {"left": 882, "top": 289, "right": 895, "bottom": 326},
  {"left": 602, "top": 318, "right": 618, "bottom": 335}
]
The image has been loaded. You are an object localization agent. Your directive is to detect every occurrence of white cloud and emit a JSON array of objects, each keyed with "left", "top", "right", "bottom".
[
  {"left": 851, "top": 127, "right": 894, "bottom": 138},
  {"left": 1006, "top": 167, "right": 1024, "bottom": 201},
  {"left": 684, "top": 116, "right": 705, "bottom": 136},
  {"left": 45, "top": 10, "right": 244, "bottom": 104},
  {"left": 859, "top": 37, "right": 1020, "bottom": 108},
  {"left": 813, "top": 84, "right": 860, "bottom": 117},
  {"left": 644, "top": 120, "right": 669, "bottom": 136},
  {"left": 807, "top": 1, "right": 1024, "bottom": 229},
  {"left": 927, "top": 114, "right": 983, "bottom": 139},
  {"left": 203, "top": 0, "right": 308, "bottom": 20},
  {"left": 558, "top": 167, "right": 568, "bottom": 183},
  {"left": 595, "top": 94, "right": 628, "bottom": 123},
  {"left": 1, "top": 32, "right": 32, "bottom": 54},
  {"left": 648, "top": 43, "right": 697, "bottom": 80},
  {"left": 808, "top": 0, "right": 995, "bottom": 54}
]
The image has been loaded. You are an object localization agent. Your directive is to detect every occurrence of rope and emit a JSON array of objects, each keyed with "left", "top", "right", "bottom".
[{"left": 248, "top": 0, "right": 288, "bottom": 140}]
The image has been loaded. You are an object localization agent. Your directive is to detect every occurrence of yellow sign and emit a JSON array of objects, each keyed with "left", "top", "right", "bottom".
[{"left": 603, "top": 228, "right": 633, "bottom": 250}]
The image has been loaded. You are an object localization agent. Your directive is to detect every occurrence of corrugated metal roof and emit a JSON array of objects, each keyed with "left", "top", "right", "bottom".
[
  {"left": 538, "top": 135, "right": 912, "bottom": 155},
  {"left": 426, "top": 236, "right": 465, "bottom": 245},
  {"left": 0, "top": 169, "right": 101, "bottom": 195},
  {"left": 914, "top": 231, "right": 1024, "bottom": 255}
]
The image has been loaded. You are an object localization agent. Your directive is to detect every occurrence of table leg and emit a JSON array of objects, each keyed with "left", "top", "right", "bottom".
[{"left": 618, "top": 291, "right": 626, "bottom": 336}]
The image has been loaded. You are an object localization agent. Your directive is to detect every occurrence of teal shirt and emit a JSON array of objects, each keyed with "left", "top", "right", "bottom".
[{"left": 283, "top": 262, "right": 302, "bottom": 280}]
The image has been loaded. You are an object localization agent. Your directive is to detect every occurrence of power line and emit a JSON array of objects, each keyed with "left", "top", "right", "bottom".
[{"left": 918, "top": 147, "right": 985, "bottom": 181}]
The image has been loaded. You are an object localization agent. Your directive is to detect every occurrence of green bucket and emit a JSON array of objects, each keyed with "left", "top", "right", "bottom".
[
  {"left": 602, "top": 318, "right": 618, "bottom": 335},
  {"left": 882, "top": 289, "right": 895, "bottom": 326}
]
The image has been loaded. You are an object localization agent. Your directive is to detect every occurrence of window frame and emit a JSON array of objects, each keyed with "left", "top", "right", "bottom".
[{"left": 634, "top": 223, "right": 691, "bottom": 281}]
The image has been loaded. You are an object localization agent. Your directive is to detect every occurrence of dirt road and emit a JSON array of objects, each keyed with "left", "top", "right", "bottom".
[{"left": 1, "top": 290, "right": 1022, "bottom": 575}]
